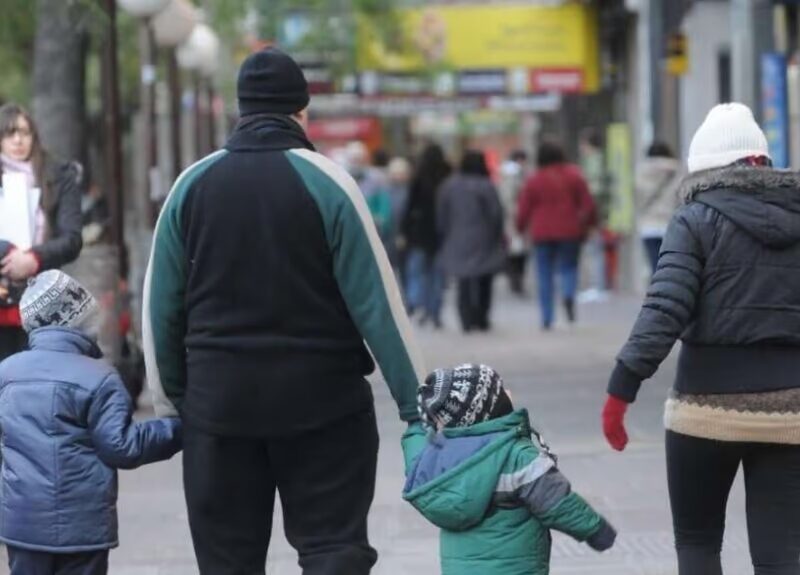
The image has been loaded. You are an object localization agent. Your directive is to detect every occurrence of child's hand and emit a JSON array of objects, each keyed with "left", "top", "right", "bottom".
[{"left": 587, "top": 518, "right": 617, "bottom": 552}]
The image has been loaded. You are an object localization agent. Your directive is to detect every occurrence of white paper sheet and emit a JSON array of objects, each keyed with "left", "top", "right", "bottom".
[
  {"left": 28, "top": 186, "right": 41, "bottom": 243},
  {"left": 0, "top": 173, "right": 35, "bottom": 250}
]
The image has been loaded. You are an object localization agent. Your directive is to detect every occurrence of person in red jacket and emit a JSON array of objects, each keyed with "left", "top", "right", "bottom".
[{"left": 516, "top": 141, "right": 596, "bottom": 330}]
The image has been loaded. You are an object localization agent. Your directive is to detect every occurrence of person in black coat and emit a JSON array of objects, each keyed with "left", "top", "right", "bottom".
[
  {"left": 437, "top": 150, "right": 506, "bottom": 332},
  {"left": 0, "top": 103, "right": 83, "bottom": 360},
  {"left": 401, "top": 143, "right": 451, "bottom": 327},
  {"left": 603, "top": 103, "right": 800, "bottom": 575}
]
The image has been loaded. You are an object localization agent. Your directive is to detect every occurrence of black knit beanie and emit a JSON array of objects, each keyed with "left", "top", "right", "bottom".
[
  {"left": 237, "top": 47, "right": 310, "bottom": 117},
  {"left": 418, "top": 364, "right": 514, "bottom": 429}
]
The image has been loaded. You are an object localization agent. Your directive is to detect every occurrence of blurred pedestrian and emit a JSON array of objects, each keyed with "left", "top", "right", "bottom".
[
  {"left": 636, "top": 141, "right": 682, "bottom": 273},
  {"left": 604, "top": 103, "right": 800, "bottom": 574},
  {"left": 438, "top": 150, "right": 506, "bottom": 332},
  {"left": 579, "top": 130, "right": 613, "bottom": 296},
  {"left": 345, "top": 140, "right": 369, "bottom": 177},
  {"left": 0, "top": 103, "right": 84, "bottom": 361},
  {"left": 144, "top": 48, "right": 425, "bottom": 575},
  {"left": 402, "top": 143, "right": 451, "bottom": 328},
  {"left": 349, "top": 143, "right": 393, "bottom": 244},
  {"left": 367, "top": 149, "right": 393, "bottom": 245},
  {"left": 499, "top": 149, "right": 529, "bottom": 295},
  {"left": 81, "top": 181, "right": 110, "bottom": 246},
  {"left": 387, "top": 156, "right": 412, "bottom": 273},
  {"left": 0, "top": 271, "right": 181, "bottom": 575},
  {"left": 517, "top": 141, "right": 596, "bottom": 330}
]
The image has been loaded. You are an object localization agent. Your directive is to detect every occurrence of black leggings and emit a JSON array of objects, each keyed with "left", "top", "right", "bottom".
[
  {"left": 457, "top": 274, "right": 494, "bottom": 332},
  {"left": 667, "top": 431, "right": 800, "bottom": 575}
]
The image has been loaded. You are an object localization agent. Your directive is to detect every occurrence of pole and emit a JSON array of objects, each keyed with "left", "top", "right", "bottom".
[
  {"left": 731, "top": 0, "right": 775, "bottom": 118},
  {"left": 139, "top": 17, "right": 159, "bottom": 226},
  {"left": 101, "top": 0, "right": 126, "bottom": 277},
  {"left": 636, "top": 0, "right": 653, "bottom": 148},
  {"left": 206, "top": 81, "right": 216, "bottom": 155},
  {"left": 166, "top": 49, "right": 182, "bottom": 180},
  {"left": 649, "top": 0, "right": 664, "bottom": 140},
  {"left": 193, "top": 73, "right": 203, "bottom": 162}
]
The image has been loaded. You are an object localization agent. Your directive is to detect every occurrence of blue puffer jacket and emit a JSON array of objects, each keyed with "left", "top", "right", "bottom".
[{"left": 0, "top": 327, "right": 182, "bottom": 553}]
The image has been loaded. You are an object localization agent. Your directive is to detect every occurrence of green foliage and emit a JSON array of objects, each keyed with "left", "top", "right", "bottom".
[
  {"left": 201, "top": 0, "right": 400, "bottom": 68},
  {"left": 205, "top": 0, "right": 254, "bottom": 41},
  {"left": 0, "top": 0, "right": 105, "bottom": 106},
  {"left": 0, "top": 0, "right": 36, "bottom": 104},
  {"left": 0, "top": 0, "right": 402, "bottom": 109}
]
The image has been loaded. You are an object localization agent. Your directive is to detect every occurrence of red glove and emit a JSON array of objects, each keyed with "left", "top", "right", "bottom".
[{"left": 602, "top": 395, "right": 629, "bottom": 451}]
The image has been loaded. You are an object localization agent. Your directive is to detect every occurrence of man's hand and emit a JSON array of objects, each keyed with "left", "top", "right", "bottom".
[
  {"left": 401, "top": 421, "right": 427, "bottom": 476},
  {"left": 1, "top": 249, "right": 39, "bottom": 282}
]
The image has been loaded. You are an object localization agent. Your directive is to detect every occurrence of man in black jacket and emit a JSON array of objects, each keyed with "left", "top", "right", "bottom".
[{"left": 143, "top": 48, "right": 425, "bottom": 575}]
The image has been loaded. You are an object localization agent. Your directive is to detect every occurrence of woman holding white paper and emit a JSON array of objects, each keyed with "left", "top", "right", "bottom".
[{"left": 0, "top": 104, "right": 83, "bottom": 359}]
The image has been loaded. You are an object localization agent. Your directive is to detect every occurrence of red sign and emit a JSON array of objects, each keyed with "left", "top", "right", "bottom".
[
  {"left": 529, "top": 69, "right": 584, "bottom": 93},
  {"left": 307, "top": 118, "right": 380, "bottom": 141}
]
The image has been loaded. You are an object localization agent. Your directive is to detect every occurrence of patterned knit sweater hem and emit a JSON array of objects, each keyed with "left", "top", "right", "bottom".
[{"left": 664, "top": 389, "right": 800, "bottom": 444}]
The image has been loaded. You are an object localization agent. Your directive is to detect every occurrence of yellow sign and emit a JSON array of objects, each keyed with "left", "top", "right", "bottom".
[
  {"left": 357, "top": 4, "right": 600, "bottom": 92},
  {"left": 606, "top": 123, "right": 634, "bottom": 235},
  {"left": 666, "top": 33, "right": 689, "bottom": 76}
]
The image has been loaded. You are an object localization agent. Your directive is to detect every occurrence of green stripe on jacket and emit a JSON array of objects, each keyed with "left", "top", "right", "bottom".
[
  {"left": 143, "top": 150, "right": 228, "bottom": 414},
  {"left": 286, "top": 149, "right": 424, "bottom": 422}
]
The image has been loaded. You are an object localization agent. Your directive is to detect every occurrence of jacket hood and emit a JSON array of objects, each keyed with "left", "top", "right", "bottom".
[
  {"left": 402, "top": 409, "right": 529, "bottom": 531},
  {"left": 680, "top": 167, "right": 800, "bottom": 248},
  {"left": 28, "top": 326, "right": 102, "bottom": 359}
]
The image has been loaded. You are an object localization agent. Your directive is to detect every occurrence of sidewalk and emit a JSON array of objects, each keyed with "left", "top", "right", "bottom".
[{"left": 1, "top": 286, "right": 751, "bottom": 574}]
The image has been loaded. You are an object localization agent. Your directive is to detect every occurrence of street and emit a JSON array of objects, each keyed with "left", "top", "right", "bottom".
[{"left": 30, "top": 285, "right": 747, "bottom": 575}]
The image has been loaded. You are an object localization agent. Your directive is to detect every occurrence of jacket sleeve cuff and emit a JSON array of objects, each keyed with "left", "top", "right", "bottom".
[
  {"left": 587, "top": 518, "right": 617, "bottom": 551},
  {"left": 28, "top": 248, "right": 45, "bottom": 272},
  {"left": 28, "top": 249, "right": 43, "bottom": 274},
  {"left": 607, "top": 361, "right": 642, "bottom": 403},
  {"left": 400, "top": 405, "right": 421, "bottom": 423}
]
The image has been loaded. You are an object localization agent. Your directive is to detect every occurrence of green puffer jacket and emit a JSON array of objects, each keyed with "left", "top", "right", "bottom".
[{"left": 402, "top": 410, "right": 616, "bottom": 575}]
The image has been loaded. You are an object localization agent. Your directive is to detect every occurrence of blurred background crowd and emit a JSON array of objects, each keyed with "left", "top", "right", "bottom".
[{"left": 1, "top": 0, "right": 798, "bottom": 394}]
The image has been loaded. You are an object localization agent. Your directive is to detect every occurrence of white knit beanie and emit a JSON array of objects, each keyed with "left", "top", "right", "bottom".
[{"left": 687, "top": 103, "right": 770, "bottom": 173}]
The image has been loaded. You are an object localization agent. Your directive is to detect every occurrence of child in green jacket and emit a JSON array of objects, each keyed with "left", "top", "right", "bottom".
[{"left": 403, "top": 364, "right": 616, "bottom": 575}]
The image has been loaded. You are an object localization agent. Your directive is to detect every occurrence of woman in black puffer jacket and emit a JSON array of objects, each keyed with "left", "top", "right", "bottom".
[{"left": 603, "top": 103, "right": 800, "bottom": 575}]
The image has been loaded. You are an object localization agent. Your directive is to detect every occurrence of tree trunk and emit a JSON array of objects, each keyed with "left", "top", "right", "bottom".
[{"left": 32, "top": 0, "right": 88, "bottom": 166}]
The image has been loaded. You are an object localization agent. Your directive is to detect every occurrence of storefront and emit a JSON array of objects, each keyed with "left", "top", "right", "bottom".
[{"left": 346, "top": 2, "right": 603, "bottom": 157}]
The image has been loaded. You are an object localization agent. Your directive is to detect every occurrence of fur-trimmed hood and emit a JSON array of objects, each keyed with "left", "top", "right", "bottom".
[{"left": 680, "top": 167, "right": 800, "bottom": 248}]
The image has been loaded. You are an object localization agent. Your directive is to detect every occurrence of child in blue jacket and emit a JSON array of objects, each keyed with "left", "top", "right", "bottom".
[{"left": 0, "top": 270, "right": 182, "bottom": 575}]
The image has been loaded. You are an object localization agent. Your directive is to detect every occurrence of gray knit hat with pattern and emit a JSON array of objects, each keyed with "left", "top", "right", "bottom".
[
  {"left": 20, "top": 270, "right": 98, "bottom": 334},
  {"left": 418, "top": 364, "right": 513, "bottom": 429}
]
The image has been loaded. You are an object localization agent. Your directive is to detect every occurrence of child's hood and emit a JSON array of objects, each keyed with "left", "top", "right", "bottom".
[{"left": 402, "top": 409, "right": 531, "bottom": 531}]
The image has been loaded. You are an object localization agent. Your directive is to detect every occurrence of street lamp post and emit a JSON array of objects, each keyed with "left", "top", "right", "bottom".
[
  {"left": 177, "top": 24, "right": 221, "bottom": 160},
  {"left": 100, "top": 0, "right": 126, "bottom": 277},
  {"left": 200, "top": 37, "right": 221, "bottom": 156},
  {"left": 153, "top": 0, "right": 197, "bottom": 180},
  {"left": 118, "top": 0, "right": 170, "bottom": 226}
]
